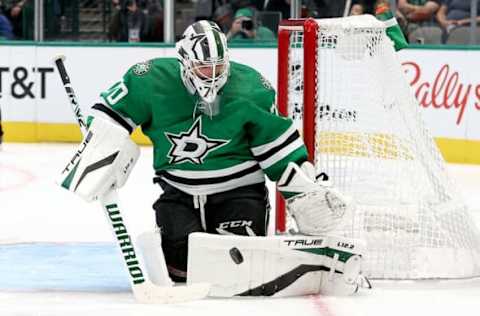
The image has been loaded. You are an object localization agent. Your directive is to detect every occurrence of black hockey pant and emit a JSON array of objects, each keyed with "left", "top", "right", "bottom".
[{"left": 153, "top": 181, "right": 270, "bottom": 281}]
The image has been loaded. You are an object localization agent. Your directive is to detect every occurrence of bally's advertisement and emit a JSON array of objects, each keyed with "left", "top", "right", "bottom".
[
  {"left": 0, "top": 44, "right": 478, "bottom": 163},
  {"left": 399, "top": 48, "right": 480, "bottom": 163}
]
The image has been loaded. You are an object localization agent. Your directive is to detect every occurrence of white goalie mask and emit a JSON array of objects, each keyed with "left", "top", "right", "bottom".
[{"left": 176, "top": 20, "right": 230, "bottom": 104}]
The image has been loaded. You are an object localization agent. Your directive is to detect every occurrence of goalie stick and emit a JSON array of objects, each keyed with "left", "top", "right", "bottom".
[{"left": 53, "top": 55, "right": 210, "bottom": 303}]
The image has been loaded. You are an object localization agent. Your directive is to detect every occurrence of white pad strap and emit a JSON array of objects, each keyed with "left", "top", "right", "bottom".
[
  {"left": 58, "top": 117, "right": 140, "bottom": 202},
  {"left": 187, "top": 233, "right": 369, "bottom": 297}
]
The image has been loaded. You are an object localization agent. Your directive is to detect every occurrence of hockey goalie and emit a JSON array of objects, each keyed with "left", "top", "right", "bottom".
[{"left": 58, "top": 19, "right": 383, "bottom": 299}]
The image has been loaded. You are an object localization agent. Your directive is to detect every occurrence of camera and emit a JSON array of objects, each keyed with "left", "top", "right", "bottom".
[{"left": 241, "top": 20, "right": 254, "bottom": 31}]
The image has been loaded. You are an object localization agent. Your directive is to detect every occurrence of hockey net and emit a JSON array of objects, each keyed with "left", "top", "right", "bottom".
[{"left": 276, "top": 15, "right": 480, "bottom": 279}]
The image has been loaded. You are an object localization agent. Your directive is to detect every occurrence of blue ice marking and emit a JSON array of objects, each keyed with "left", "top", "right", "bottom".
[{"left": 0, "top": 243, "right": 131, "bottom": 291}]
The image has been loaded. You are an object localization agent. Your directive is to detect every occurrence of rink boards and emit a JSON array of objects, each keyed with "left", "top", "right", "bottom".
[{"left": 0, "top": 43, "right": 479, "bottom": 163}]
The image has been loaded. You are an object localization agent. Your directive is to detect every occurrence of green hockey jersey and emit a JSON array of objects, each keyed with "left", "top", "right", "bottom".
[{"left": 96, "top": 58, "right": 307, "bottom": 195}]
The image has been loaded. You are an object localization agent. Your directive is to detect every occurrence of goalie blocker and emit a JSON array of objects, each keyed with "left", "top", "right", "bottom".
[
  {"left": 187, "top": 233, "right": 371, "bottom": 297},
  {"left": 58, "top": 117, "right": 140, "bottom": 201}
]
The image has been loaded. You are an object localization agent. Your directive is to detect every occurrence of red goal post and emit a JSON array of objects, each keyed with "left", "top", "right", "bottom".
[{"left": 276, "top": 19, "right": 318, "bottom": 234}]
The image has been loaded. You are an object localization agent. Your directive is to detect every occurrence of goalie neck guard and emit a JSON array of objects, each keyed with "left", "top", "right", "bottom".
[{"left": 176, "top": 20, "right": 230, "bottom": 104}]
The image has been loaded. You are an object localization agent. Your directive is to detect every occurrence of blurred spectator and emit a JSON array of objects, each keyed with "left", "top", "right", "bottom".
[
  {"left": 83, "top": 0, "right": 95, "bottom": 8},
  {"left": 111, "top": 0, "right": 121, "bottom": 11},
  {"left": 213, "top": 3, "right": 234, "bottom": 33},
  {"left": 398, "top": 0, "right": 440, "bottom": 24},
  {"left": 397, "top": 0, "right": 441, "bottom": 41},
  {"left": 350, "top": 2, "right": 366, "bottom": 15},
  {"left": 0, "top": 6, "right": 13, "bottom": 39},
  {"left": 197, "top": 0, "right": 251, "bottom": 21},
  {"left": 436, "top": 0, "right": 480, "bottom": 33},
  {"left": 45, "top": 0, "right": 62, "bottom": 38},
  {"left": 109, "top": 0, "right": 148, "bottom": 42},
  {"left": 4, "top": 0, "right": 29, "bottom": 39},
  {"left": 143, "top": 0, "right": 163, "bottom": 42},
  {"left": 250, "top": 0, "right": 266, "bottom": 10},
  {"left": 195, "top": 0, "right": 214, "bottom": 20},
  {"left": 226, "top": 7, "right": 275, "bottom": 42},
  {"left": 360, "top": 0, "right": 377, "bottom": 14},
  {"left": 230, "top": 0, "right": 253, "bottom": 11},
  {"left": 108, "top": 0, "right": 123, "bottom": 41},
  {"left": 305, "top": 0, "right": 347, "bottom": 18},
  {"left": 265, "top": 0, "right": 291, "bottom": 19}
]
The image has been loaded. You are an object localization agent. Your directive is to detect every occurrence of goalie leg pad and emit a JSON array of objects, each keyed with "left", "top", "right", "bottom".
[
  {"left": 318, "top": 236, "right": 371, "bottom": 295},
  {"left": 58, "top": 117, "right": 140, "bottom": 201},
  {"left": 187, "top": 232, "right": 369, "bottom": 297},
  {"left": 136, "top": 231, "right": 174, "bottom": 287}
]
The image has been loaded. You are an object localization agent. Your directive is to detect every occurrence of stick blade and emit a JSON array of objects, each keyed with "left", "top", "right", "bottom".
[{"left": 133, "top": 282, "right": 210, "bottom": 304}]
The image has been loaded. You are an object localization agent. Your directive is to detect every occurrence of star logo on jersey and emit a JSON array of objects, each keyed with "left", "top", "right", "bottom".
[
  {"left": 165, "top": 117, "right": 229, "bottom": 165},
  {"left": 132, "top": 61, "right": 151, "bottom": 76}
]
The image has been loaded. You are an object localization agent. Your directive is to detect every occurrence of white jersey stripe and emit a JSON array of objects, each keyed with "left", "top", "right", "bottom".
[
  {"left": 250, "top": 124, "right": 298, "bottom": 156},
  {"left": 258, "top": 138, "right": 304, "bottom": 169},
  {"left": 166, "top": 161, "right": 259, "bottom": 179},
  {"left": 162, "top": 170, "right": 265, "bottom": 196}
]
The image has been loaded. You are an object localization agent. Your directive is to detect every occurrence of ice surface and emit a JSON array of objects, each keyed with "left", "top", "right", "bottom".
[{"left": 1, "top": 143, "right": 480, "bottom": 316}]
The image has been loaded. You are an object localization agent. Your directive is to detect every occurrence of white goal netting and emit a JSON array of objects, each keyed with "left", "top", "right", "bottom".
[{"left": 278, "top": 15, "right": 480, "bottom": 279}]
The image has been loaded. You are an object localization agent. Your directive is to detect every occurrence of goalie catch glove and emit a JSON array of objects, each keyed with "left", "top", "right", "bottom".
[
  {"left": 278, "top": 161, "right": 351, "bottom": 235},
  {"left": 58, "top": 117, "right": 140, "bottom": 202}
]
